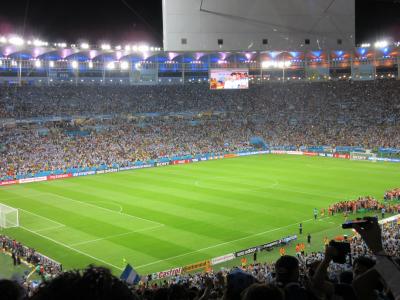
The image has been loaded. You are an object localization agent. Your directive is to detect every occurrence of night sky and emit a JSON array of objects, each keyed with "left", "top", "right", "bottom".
[{"left": 0, "top": 0, "right": 399, "bottom": 46}]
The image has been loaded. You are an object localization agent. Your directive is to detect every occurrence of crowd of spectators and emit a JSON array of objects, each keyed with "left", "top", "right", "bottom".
[
  {"left": 328, "top": 196, "right": 400, "bottom": 217},
  {"left": 1, "top": 80, "right": 400, "bottom": 180},
  {"left": 1, "top": 216, "right": 399, "bottom": 299},
  {"left": 385, "top": 188, "right": 400, "bottom": 201},
  {"left": 1, "top": 81, "right": 400, "bottom": 124},
  {"left": 328, "top": 197, "right": 381, "bottom": 214}
]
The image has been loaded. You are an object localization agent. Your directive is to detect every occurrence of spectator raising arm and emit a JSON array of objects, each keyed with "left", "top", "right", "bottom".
[{"left": 353, "top": 217, "right": 400, "bottom": 300}]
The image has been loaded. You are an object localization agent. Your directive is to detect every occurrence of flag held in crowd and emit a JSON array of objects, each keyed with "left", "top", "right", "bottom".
[{"left": 120, "top": 264, "right": 141, "bottom": 285}]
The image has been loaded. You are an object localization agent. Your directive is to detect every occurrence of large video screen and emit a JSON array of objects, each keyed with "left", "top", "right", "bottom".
[{"left": 209, "top": 69, "right": 249, "bottom": 90}]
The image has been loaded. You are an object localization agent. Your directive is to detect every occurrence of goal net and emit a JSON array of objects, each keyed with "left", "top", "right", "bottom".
[{"left": 0, "top": 203, "right": 19, "bottom": 229}]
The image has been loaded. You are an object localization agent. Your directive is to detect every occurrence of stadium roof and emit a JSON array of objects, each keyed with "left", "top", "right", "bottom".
[{"left": 0, "top": 36, "right": 399, "bottom": 64}]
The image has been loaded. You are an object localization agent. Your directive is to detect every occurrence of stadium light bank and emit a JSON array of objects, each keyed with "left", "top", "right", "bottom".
[
  {"left": 8, "top": 36, "right": 25, "bottom": 46},
  {"left": 374, "top": 40, "right": 389, "bottom": 49},
  {"left": 101, "top": 44, "right": 111, "bottom": 51},
  {"left": 80, "top": 43, "right": 90, "bottom": 50},
  {"left": 71, "top": 61, "right": 79, "bottom": 69},
  {"left": 261, "top": 60, "right": 292, "bottom": 69}
]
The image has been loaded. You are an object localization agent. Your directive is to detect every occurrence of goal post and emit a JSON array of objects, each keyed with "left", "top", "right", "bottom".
[{"left": 0, "top": 203, "right": 19, "bottom": 229}]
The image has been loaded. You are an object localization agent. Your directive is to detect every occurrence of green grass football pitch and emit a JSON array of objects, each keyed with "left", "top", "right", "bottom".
[{"left": 1, "top": 155, "right": 399, "bottom": 275}]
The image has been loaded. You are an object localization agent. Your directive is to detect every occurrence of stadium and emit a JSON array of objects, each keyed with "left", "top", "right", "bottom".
[{"left": 1, "top": 0, "right": 400, "bottom": 299}]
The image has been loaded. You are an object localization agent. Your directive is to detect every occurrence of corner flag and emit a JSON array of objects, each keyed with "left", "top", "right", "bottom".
[{"left": 120, "top": 264, "right": 141, "bottom": 285}]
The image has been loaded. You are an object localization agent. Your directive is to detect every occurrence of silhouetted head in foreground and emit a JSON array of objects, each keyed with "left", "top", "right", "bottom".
[
  {"left": 30, "top": 265, "right": 137, "bottom": 300},
  {"left": 275, "top": 255, "right": 300, "bottom": 286},
  {"left": 242, "top": 283, "right": 284, "bottom": 300},
  {"left": 0, "top": 279, "right": 25, "bottom": 300}
]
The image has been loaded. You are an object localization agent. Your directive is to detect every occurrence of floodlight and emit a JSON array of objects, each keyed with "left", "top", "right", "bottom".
[
  {"left": 120, "top": 61, "right": 129, "bottom": 70},
  {"left": 80, "top": 43, "right": 89, "bottom": 49},
  {"left": 139, "top": 45, "right": 149, "bottom": 52},
  {"left": 71, "top": 61, "right": 78, "bottom": 69},
  {"left": 125, "top": 45, "right": 131, "bottom": 51},
  {"left": 132, "top": 45, "right": 138, "bottom": 51},
  {"left": 101, "top": 44, "right": 111, "bottom": 50},
  {"left": 49, "top": 61, "right": 55, "bottom": 68},
  {"left": 88, "top": 61, "right": 93, "bottom": 69},
  {"left": 262, "top": 60, "right": 291, "bottom": 69},
  {"left": 261, "top": 61, "right": 274, "bottom": 69},
  {"left": 0, "top": 37, "right": 6, "bottom": 43},
  {"left": 115, "top": 45, "right": 122, "bottom": 50},
  {"left": 34, "top": 60, "right": 42, "bottom": 68},
  {"left": 374, "top": 40, "right": 388, "bottom": 48},
  {"left": 107, "top": 62, "right": 115, "bottom": 70},
  {"left": 33, "top": 39, "right": 45, "bottom": 47},
  {"left": 9, "top": 36, "right": 24, "bottom": 46},
  {"left": 134, "top": 62, "right": 141, "bottom": 70}
]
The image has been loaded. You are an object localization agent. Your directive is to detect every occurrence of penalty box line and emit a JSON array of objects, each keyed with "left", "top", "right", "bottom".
[
  {"left": 68, "top": 224, "right": 165, "bottom": 247},
  {"left": 20, "top": 225, "right": 123, "bottom": 271},
  {"left": 18, "top": 208, "right": 66, "bottom": 228},
  {"left": 13, "top": 191, "right": 164, "bottom": 227}
]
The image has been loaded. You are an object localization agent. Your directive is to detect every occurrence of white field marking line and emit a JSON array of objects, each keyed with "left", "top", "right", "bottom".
[
  {"left": 19, "top": 225, "right": 123, "bottom": 271},
  {"left": 135, "top": 217, "right": 314, "bottom": 270},
  {"left": 34, "top": 225, "right": 66, "bottom": 233},
  {"left": 69, "top": 224, "right": 165, "bottom": 247},
  {"left": 92, "top": 200, "right": 123, "bottom": 213},
  {"left": 29, "top": 191, "right": 164, "bottom": 226},
  {"left": 18, "top": 208, "right": 66, "bottom": 228}
]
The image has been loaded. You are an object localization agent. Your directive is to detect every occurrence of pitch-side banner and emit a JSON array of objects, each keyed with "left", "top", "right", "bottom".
[
  {"left": 182, "top": 260, "right": 210, "bottom": 273},
  {"left": 152, "top": 267, "right": 183, "bottom": 280},
  {"left": 234, "top": 235, "right": 297, "bottom": 257},
  {"left": 211, "top": 253, "right": 235, "bottom": 266}
]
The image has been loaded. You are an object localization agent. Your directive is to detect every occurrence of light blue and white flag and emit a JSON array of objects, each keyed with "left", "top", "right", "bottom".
[{"left": 120, "top": 264, "right": 141, "bottom": 285}]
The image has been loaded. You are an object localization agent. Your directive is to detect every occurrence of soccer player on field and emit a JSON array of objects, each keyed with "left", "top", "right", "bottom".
[{"left": 313, "top": 208, "right": 318, "bottom": 220}]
